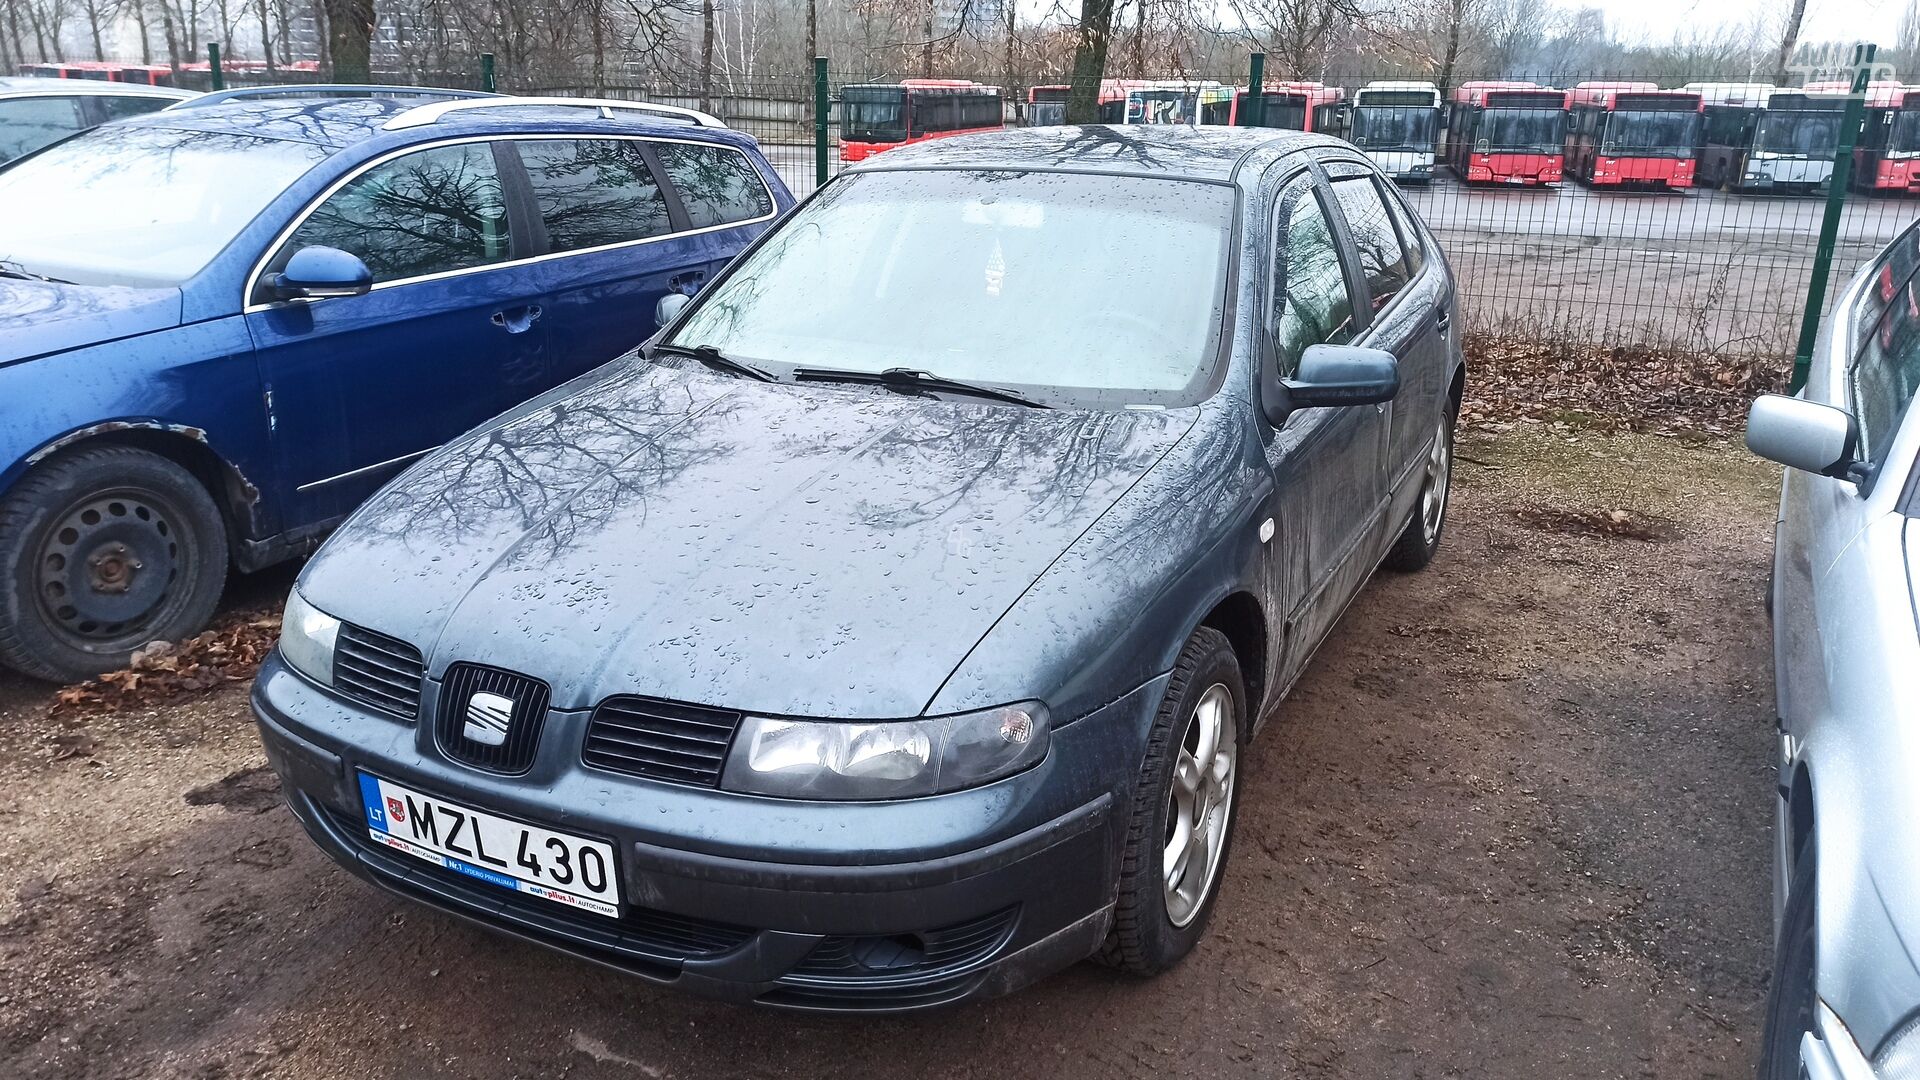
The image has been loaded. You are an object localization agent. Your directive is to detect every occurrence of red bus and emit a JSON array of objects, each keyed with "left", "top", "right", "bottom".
[
  {"left": 840, "top": 79, "right": 1003, "bottom": 161},
  {"left": 1197, "top": 81, "right": 1346, "bottom": 131},
  {"left": 1447, "top": 82, "right": 1569, "bottom": 185},
  {"left": 1846, "top": 83, "right": 1920, "bottom": 193},
  {"left": 107, "top": 65, "right": 178, "bottom": 86},
  {"left": 16, "top": 62, "right": 112, "bottom": 80},
  {"left": 1564, "top": 83, "right": 1702, "bottom": 188},
  {"left": 1025, "top": 80, "right": 1142, "bottom": 126}
]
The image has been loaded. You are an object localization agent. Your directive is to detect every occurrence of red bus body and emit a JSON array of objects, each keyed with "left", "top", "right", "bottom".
[
  {"left": 1217, "top": 82, "right": 1345, "bottom": 131},
  {"left": 1447, "top": 82, "right": 1568, "bottom": 186},
  {"left": 1845, "top": 83, "right": 1920, "bottom": 192},
  {"left": 1024, "top": 80, "right": 1143, "bottom": 125},
  {"left": 16, "top": 62, "right": 112, "bottom": 80},
  {"left": 841, "top": 79, "right": 1004, "bottom": 162},
  {"left": 1564, "top": 83, "right": 1702, "bottom": 189}
]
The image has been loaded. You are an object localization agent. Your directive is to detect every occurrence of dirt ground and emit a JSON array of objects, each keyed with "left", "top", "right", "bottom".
[{"left": 0, "top": 424, "right": 1781, "bottom": 1080}]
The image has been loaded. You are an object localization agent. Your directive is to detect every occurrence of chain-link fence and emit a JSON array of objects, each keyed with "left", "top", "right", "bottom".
[{"left": 28, "top": 52, "right": 1914, "bottom": 364}]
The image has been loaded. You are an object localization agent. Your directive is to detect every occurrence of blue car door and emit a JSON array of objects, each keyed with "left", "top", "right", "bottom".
[
  {"left": 509, "top": 135, "right": 781, "bottom": 382},
  {"left": 246, "top": 140, "right": 550, "bottom": 525}
]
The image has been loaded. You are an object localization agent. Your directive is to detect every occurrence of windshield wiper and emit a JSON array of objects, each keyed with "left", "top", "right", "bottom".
[
  {"left": 0, "top": 260, "right": 74, "bottom": 285},
  {"left": 648, "top": 342, "right": 774, "bottom": 382},
  {"left": 790, "top": 366, "right": 1050, "bottom": 409}
]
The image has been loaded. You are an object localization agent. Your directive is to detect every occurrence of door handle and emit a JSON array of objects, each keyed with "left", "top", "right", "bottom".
[
  {"left": 490, "top": 304, "right": 543, "bottom": 334},
  {"left": 1435, "top": 308, "right": 1451, "bottom": 334}
]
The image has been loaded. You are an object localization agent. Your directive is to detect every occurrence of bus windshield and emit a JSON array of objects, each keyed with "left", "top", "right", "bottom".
[
  {"left": 1028, "top": 95, "right": 1067, "bottom": 126},
  {"left": 1757, "top": 111, "right": 1840, "bottom": 156},
  {"left": 1248, "top": 95, "right": 1307, "bottom": 130},
  {"left": 843, "top": 88, "right": 907, "bottom": 142},
  {"left": 1352, "top": 106, "right": 1437, "bottom": 150},
  {"left": 1479, "top": 108, "right": 1565, "bottom": 153},
  {"left": 1601, "top": 110, "right": 1701, "bottom": 156},
  {"left": 1891, "top": 111, "right": 1920, "bottom": 154}
]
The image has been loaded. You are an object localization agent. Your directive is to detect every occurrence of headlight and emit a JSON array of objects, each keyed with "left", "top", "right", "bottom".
[
  {"left": 1877, "top": 1010, "right": 1920, "bottom": 1079},
  {"left": 279, "top": 588, "right": 340, "bottom": 688},
  {"left": 722, "top": 703, "right": 1048, "bottom": 800}
]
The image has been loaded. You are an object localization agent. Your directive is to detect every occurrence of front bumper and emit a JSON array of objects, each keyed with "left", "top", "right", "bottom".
[{"left": 252, "top": 657, "right": 1163, "bottom": 1012}]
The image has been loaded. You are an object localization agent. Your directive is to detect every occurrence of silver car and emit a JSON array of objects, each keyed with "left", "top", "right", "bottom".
[{"left": 1748, "top": 219, "right": 1920, "bottom": 1079}]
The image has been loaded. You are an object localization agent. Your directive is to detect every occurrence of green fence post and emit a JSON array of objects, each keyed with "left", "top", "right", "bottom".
[
  {"left": 207, "top": 42, "right": 224, "bottom": 91},
  {"left": 480, "top": 53, "right": 496, "bottom": 94},
  {"left": 814, "top": 57, "right": 830, "bottom": 188},
  {"left": 1243, "top": 53, "right": 1265, "bottom": 127},
  {"left": 1791, "top": 43, "right": 1875, "bottom": 393}
]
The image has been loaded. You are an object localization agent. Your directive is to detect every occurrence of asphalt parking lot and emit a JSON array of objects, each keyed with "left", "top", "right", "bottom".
[{"left": 0, "top": 424, "right": 1780, "bottom": 1079}]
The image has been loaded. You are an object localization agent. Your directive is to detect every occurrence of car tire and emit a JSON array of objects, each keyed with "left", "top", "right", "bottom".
[
  {"left": 1382, "top": 402, "right": 1457, "bottom": 573},
  {"left": 1758, "top": 844, "right": 1817, "bottom": 1080},
  {"left": 0, "top": 445, "right": 228, "bottom": 683},
  {"left": 1094, "top": 626, "right": 1246, "bottom": 976}
]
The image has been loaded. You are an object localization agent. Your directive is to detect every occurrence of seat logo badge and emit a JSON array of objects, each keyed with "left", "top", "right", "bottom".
[{"left": 463, "top": 691, "right": 515, "bottom": 746}]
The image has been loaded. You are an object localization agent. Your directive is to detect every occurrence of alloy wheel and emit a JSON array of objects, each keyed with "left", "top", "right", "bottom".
[{"left": 1163, "top": 682, "right": 1238, "bottom": 928}]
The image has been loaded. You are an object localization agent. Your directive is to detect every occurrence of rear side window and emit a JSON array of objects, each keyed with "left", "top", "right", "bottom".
[
  {"left": 517, "top": 138, "right": 672, "bottom": 252},
  {"left": 652, "top": 141, "right": 774, "bottom": 229},
  {"left": 282, "top": 141, "right": 509, "bottom": 284},
  {"left": 1378, "top": 182, "right": 1426, "bottom": 278},
  {"left": 1851, "top": 271, "right": 1920, "bottom": 463},
  {"left": 1270, "top": 180, "right": 1356, "bottom": 376},
  {"left": 0, "top": 96, "right": 84, "bottom": 160},
  {"left": 90, "top": 95, "right": 174, "bottom": 122},
  {"left": 1328, "top": 174, "right": 1413, "bottom": 310}
]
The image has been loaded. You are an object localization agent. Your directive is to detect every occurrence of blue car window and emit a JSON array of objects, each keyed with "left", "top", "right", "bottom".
[
  {"left": 1271, "top": 182, "right": 1356, "bottom": 376},
  {"left": 281, "top": 141, "right": 509, "bottom": 284},
  {"left": 650, "top": 141, "right": 774, "bottom": 229},
  {"left": 516, "top": 138, "right": 672, "bottom": 252},
  {"left": 88, "top": 95, "right": 174, "bottom": 122},
  {"left": 0, "top": 95, "right": 83, "bottom": 160},
  {"left": 1326, "top": 174, "right": 1412, "bottom": 311}
]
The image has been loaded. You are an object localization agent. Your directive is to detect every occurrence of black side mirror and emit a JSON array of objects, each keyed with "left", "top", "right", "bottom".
[
  {"left": 264, "top": 245, "right": 372, "bottom": 301},
  {"left": 655, "top": 292, "right": 690, "bottom": 329},
  {"left": 1262, "top": 344, "right": 1400, "bottom": 426}
]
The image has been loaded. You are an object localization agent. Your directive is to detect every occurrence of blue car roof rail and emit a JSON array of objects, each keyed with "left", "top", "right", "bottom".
[
  {"left": 167, "top": 85, "right": 501, "bottom": 110},
  {"left": 382, "top": 95, "right": 724, "bottom": 131}
]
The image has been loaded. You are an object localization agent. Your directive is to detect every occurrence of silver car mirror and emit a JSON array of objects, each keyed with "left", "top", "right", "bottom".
[
  {"left": 655, "top": 292, "right": 690, "bottom": 329},
  {"left": 1746, "top": 394, "right": 1860, "bottom": 479}
]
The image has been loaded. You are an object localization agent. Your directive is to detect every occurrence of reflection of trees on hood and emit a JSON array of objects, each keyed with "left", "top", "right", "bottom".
[{"left": 350, "top": 362, "right": 730, "bottom": 558}]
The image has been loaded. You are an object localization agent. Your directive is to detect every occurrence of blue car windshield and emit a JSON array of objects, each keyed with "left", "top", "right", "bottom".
[
  {"left": 0, "top": 124, "right": 328, "bottom": 287},
  {"left": 667, "top": 169, "right": 1235, "bottom": 408}
]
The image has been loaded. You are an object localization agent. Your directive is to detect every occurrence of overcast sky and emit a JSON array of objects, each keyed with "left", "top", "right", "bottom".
[{"left": 1558, "top": 0, "right": 1898, "bottom": 49}]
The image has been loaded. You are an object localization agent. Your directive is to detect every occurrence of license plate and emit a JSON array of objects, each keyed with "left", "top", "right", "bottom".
[{"left": 357, "top": 773, "right": 620, "bottom": 917}]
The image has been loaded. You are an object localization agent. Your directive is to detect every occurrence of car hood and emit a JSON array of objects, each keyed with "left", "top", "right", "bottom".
[
  {"left": 301, "top": 360, "right": 1199, "bottom": 718},
  {"left": 0, "top": 277, "right": 183, "bottom": 364}
]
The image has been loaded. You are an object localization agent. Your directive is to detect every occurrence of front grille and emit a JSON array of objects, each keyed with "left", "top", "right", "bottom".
[
  {"left": 583, "top": 697, "right": 743, "bottom": 787},
  {"left": 435, "top": 664, "right": 551, "bottom": 774},
  {"left": 333, "top": 624, "right": 424, "bottom": 719},
  {"left": 786, "top": 907, "right": 1018, "bottom": 983}
]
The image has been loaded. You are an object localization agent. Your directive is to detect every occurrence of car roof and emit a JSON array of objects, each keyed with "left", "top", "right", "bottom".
[
  {"left": 0, "top": 76, "right": 197, "bottom": 99},
  {"left": 112, "top": 96, "right": 756, "bottom": 153},
  {"left": 847, "top": 124, "right": 1340, "bottom": 183}
]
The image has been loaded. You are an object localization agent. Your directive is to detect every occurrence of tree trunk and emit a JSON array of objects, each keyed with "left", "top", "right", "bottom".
[
  {"left": 1003, "top": 0, "right": 1015, "bottom": 121},
  {"left": 161, "top": 5, "right": 179, "bottom": 74},
  {"left": 699, "top": 0, "right": 714, "bottom": 112},
  {"left": 1127, "top": 0, "right": 1143, "bottom": 75},
  {"left": 322, "top": 0, "right": 372, "bottom": 82},
  {"left": 312, "top": 0, "right": 329, "bottom": 72},
  {"left": 920, "top": 0, "right": 932, "bottom": 77},
  {"left": 1437, "top": 0, "right": 1464, "bottom": 95},
  {"left": 3, "top": 1, "right": 26, "bottom": 68},
  {"left": 1774, "top": 0, "right": 1807, "bottom": 84},
  {"left": 86, "top": 3, "right": 104, "bottom": 60},
  {"left": 590, "top": 0, "right": 603, "bottom": 94},
  {"left": 26, "top": 2, "right": 48, "bottom": 63},
  {"left": 1064, "top": 0, "right": 1117, "bottom": 125},
  {"left": 132, "top": 1, "right": 151, "bottom": 64},
  {"left": 256, "top": 0, "right": 275, "bottom": 71},
  {"left": 806, "top": 0, "right": 815, "bottom": 70}
]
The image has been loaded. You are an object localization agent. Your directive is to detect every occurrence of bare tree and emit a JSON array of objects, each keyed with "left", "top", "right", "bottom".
[
  {"left": 1773, "top": 0, "right": 1805, "bottom": 85},
  {"left": 1064, "top": 0, "right": 1117, "bottom": 123},
  {"left": 324, "top": 0, "right": 372, "bottom": 80}
]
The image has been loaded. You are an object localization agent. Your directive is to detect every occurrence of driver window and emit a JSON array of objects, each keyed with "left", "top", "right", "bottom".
[
  {"left": 276, "top": 141, "right": 509, "bottom": 286},
  {"left": 1269, "top": 182, "right": 1354, "bottom": 376}
]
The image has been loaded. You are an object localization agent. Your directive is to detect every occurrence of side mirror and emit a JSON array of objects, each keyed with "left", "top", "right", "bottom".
[
  {"left": 655, "top": 291, "right": 690, "bottom": 328},
  {"left": 265, "top": 245, "right": 371, "bottom": 301},
  {"left": 1264, "top": 344, "right": 1399, "bottom": 426},
  {"left": 1746, "top": 394, "right": 1861, "bottom": 479}
]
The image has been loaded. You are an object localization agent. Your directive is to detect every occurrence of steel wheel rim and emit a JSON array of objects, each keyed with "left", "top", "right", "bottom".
[
  {"left": 34, "top": 488, "right": 188, "bottom": 645},
  {"left": 1163, "top": 682, "right": 1238, "bottom": 928},
  {"left": 1421, "top": 416, "right": 1453, "bottom": 545}
]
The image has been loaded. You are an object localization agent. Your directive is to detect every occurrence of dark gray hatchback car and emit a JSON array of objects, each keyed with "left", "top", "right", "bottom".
[{"left": 251, "top": 125, "right": 1464, "bottom": 1011}]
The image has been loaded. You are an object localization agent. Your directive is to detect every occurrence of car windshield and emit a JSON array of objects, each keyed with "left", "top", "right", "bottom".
[
  {"left": 1602, "top": 110, "right": 1700, "bottom": 156},
  {"left": 0, "top": 123, "right": 327, "bottom": 287},
  {"left": 1480, "top": 108, "right": 1565, "bottom": 153},
  {"left": 1352, "top": 105, "right": 1437, "bottom": 150},
  {"left": 1758, "top": 111, "right": 1840, "bottom": 156},
  {"left": 666, "top": 169, "right": 1234, "bottom": 408}
]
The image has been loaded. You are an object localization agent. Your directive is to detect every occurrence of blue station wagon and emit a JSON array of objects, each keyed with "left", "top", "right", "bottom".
[{"left": 0, "top": 95, "right": 794, "bottom": 681}]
